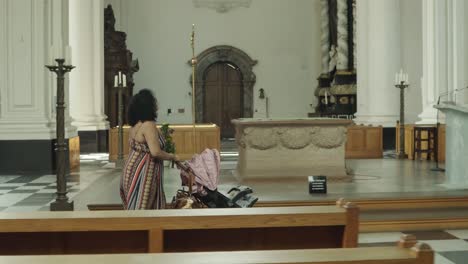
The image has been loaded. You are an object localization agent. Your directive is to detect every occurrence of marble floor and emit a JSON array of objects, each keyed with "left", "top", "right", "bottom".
[
  {"left": 0, "top": 151, "right": 467, "bottom": 263},
  {"left": 0, "top": 152, "right": 467, "bottom": 211},
  {"left": 359, "top": 230, "right": 468, "bottom": 264}
]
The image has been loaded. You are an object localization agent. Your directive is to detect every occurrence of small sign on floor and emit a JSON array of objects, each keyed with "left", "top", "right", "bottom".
[{"left": 308, "top": 176, "right": 327, "bottom": 194}]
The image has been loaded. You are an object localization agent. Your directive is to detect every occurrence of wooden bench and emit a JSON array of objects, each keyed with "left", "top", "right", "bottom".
[
  {"left": 0, "top": 235, "right": 433, "bottom": 264},
  {"left": 0, "top": 200, "right": 358, "bottom": 255}
]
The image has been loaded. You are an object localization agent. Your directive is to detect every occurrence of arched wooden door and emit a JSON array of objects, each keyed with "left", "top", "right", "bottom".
[{"left": 203, "top": 62, "right": 244, "bottom": 139}]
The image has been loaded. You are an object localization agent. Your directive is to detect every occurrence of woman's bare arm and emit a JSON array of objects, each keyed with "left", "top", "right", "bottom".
[{"left": 142, "top": 121, "right": 177, "bottom": 161}]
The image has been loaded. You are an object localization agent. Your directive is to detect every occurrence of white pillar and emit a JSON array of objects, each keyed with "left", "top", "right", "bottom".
[
  {"left": 354, "top": 0, "right": 400, "bottom": 127},
  {"left": 69, "top": 0, "right": 109, "bottom": 131},
  {"left": 0, "top": 0, "right": 76, "bottom": 139},
  {"left": 418, "top": 0, "right": 466, "bottom": 123},
  {"left": 0, "top": 0, "right": 77, "bottom": 172},
  {"left": 50, "top": 0, "right": 77, "bottom": 139}
]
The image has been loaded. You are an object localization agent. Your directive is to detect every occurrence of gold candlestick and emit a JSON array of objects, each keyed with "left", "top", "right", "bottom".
[
  {"left": 190, "top": 24, "right": 197, "bottom": 163},
  {"left": 191, "top": 24, "right": 197, "bottom": 125}
]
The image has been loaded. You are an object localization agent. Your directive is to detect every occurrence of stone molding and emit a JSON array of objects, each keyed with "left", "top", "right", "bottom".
[
  {"left": 193, "top": 0, "right": 252, "bottom": 13},
  {"left": 237, "top": 126, "right": 347, "bottom": 150}
]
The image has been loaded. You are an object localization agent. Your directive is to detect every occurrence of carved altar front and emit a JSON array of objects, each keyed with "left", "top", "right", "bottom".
[{"left": 232, "top": 118, "right": 353, "bottom": 181}]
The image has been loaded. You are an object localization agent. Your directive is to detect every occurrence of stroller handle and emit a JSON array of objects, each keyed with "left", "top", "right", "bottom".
[{"left": 174, "top": 161, "right": 195, "bottom": 194}]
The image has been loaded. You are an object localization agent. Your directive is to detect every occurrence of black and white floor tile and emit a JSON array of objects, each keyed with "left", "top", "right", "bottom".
[
  {"left": 359, "top": 230, "right": 468, "bottom": 264},
  {"left": 0, "top": 153, "right": 113, "bottom": 212},
  {"left": 0, "top": 151, "right": 467, "bottom": 263}
]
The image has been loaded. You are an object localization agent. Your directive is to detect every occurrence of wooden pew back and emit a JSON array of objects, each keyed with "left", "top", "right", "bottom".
[
  {"left": 0, "top": 201, "right": 358, "bottom": 255},
  {"left": 0, "top": 236, "right": 433, "bottom": 264}
]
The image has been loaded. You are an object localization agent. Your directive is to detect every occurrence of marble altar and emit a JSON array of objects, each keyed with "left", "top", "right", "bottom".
[{"left": 232, "top": 118, "right": 353, "bottom": 181}]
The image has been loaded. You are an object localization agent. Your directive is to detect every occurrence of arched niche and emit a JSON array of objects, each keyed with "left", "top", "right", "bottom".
[{"left": 189, "top": 45, "right": 257, "bottom": 123}]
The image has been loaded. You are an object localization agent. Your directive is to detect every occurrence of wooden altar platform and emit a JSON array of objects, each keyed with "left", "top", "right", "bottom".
[{"left": 109, "top": 124, "right": 220, "bottom": 161}]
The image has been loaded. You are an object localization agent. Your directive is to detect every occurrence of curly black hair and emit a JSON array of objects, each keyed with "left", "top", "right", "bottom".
[{"left": 127, "top": 89, "right": 158, "bottom": 126}]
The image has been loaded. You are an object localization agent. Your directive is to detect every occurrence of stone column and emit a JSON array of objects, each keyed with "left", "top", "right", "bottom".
[
  {"left": 352, "top": 0, "right": 357, "bottom": 71},
  {"left": 320, "top": 0, "right": 330, "bottom": 75},
  {"left": 316, "top": 0, "right": 332, "bottom": 104},
  {"left": 336, "top": 0, "right": 349, "bottom": 71},
  {"left": 354, "top": 0, "right": 400, "bottom": 127},
  {"left": 0, "top": 0, "right": 77, "bottom": 172},
  {"left": 418, "top": 0, "right": 466, "bottom": 123},
  {"left": 69, "top": 0, "right": 109, "bottom": 152},
  {"left": 50, "top": 0, "right": 77, "bottom": 139}
]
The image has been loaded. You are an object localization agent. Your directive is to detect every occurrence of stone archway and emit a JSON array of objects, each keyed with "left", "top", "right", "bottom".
[{"left": 189, "top": 45, "right": 257, "bottom": 123}]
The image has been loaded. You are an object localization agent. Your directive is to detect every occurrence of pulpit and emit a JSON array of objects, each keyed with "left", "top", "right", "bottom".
[
  {"left": 435, "top": 103, "right": 468, "bottom": 188},
  {"left": 104, "top": 5, "right": 139, "bottom": 127},
  {"left": 232, "top": 118, "right": 352, "bottom": 181}
]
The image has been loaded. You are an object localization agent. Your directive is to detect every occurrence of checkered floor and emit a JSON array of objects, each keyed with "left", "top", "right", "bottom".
[
  {"left": 360, "top": 230, "right": 468, "bottom": 264},
  {"left": 0, "top": 153, "right": 113, "bottom": 212},
  {"left": 0, "top": 152, "right": 466, "bottom": 263}
]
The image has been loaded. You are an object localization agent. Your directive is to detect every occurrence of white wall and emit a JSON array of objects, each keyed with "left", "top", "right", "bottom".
[
  {"left": 104, "top": 0, "right": 126, "bottom": 32},
  {"left": 400, "top": 0, "right": 422, "bottom": 124},
  {"left": 121, "top": 0, "right": 321, "bottom": 124},
  {"left": 0, "top": 0, "right": 76, "bottom": 140}
]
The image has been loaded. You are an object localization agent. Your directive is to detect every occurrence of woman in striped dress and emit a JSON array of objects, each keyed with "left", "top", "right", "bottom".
[{"left": 120, "top": 89, "right": 179, "bottom": 210}]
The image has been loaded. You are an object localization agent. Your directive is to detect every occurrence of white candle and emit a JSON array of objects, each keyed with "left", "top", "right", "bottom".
[
  {"left": 114, "top": 75, "right": 118, "bottom": 87},
  {"left": 122, "top": 74, "right": 127, "bottom": 87},
  {"left": 118, "top": 71, "right": 122, "bottom": 84},
  {"left": 65, "top": 46, "right": 72, "bottom": 65},
  {"left": 324, "top": 91, "right": 328, "bottom": 105},
  {"left": 55, "top": 45, "right": 63, "bottom": 60},
  {"left": 49, "top": 46, "right": 55, "bottom": 65}
]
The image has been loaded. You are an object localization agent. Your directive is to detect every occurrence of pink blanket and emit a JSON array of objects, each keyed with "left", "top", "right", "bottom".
[{"left": 180, "top": 149, "right": 220, "bottom": 195}]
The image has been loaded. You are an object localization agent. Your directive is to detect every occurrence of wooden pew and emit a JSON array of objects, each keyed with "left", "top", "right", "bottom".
[
  {"left": 0, "top": 235, "right": 433, "bottom": 264},
  {"left": 0, "top": 201, "right": 358, "bottom": 255}
]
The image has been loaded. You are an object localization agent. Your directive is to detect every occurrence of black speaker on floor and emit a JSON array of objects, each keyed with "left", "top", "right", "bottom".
[{"left": 308, "top": 176, "right": 327, "bottom": 194}]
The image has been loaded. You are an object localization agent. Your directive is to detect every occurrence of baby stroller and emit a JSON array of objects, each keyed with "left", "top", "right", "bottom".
[{"left": 175, "top": 149, "right": 258, "bottom": 208}]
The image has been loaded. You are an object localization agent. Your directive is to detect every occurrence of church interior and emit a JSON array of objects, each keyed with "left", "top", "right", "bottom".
[{"left": 0, "top": 0, "right": 468, "bottom": 263}]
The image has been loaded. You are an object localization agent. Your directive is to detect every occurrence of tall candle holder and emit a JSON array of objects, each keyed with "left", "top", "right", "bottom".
[
  {"left": 46, "top": 58, "right": 75, "bottom": 211},
  {"left": 114, "top": 71, "right": 127, "bottom": 168},
  {"left": 395, "top": 80, "right": 409, "bottom": 159},
  {"left": 190, "top": 25, "right": 197, "bottom": 157}
]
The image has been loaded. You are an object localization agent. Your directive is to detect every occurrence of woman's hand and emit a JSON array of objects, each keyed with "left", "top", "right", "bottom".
[{"left": 172, "top": 154, "right": 180, "bottom": 161}]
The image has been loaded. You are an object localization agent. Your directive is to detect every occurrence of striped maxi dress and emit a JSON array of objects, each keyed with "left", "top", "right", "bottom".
[{"left": 120, "top": 133, "right": 166, "bottom": 210}]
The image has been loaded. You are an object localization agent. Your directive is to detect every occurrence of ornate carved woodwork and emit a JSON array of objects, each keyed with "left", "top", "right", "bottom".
[{"left": 104, "top": 5, "right": 139, "bottom": 127}]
